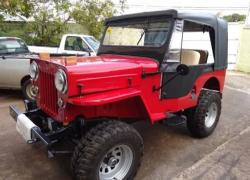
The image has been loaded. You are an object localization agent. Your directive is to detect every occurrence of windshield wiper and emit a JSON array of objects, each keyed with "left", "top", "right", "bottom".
[{"left": 137, "top": 30, "right": 145, "bottom": 45}]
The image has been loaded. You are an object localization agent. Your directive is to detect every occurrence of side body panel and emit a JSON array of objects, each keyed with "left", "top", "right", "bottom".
[
  {"left": 35, "top": 56, "right": 226, "bottom": 124},
  {"left": 0, "top": 57, "right": 29, "bottom": 89},
  {"left": 63, "top": 69, "right": 226, "bottom": 124}
]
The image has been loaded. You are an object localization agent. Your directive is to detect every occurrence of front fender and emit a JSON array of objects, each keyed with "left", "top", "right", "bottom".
[{"left": 67, "top": 88, "right": 141, "bottom": 106}]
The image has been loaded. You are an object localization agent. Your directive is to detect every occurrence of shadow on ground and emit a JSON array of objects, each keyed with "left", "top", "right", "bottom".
[{"left": 1, "top": 72, "right": 250, "bottom": 180}]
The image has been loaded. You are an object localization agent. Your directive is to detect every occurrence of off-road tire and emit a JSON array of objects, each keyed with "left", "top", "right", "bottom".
[
  {"left": 186, "top": 90, "right": 221, "bottom": 138},
  {"left": 71, "top": 120, "right": 144, "bottom": 180},
  {"left": 22, "top": 79, "right": 35, "bottom": 101}
]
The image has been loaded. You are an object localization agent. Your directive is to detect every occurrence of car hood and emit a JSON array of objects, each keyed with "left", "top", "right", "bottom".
[
  {"left": 62, "top": 54, "right": 159, "bottom": 74},
  {"left": 51, "top": 54, "right": 159, "bottom": 96}
]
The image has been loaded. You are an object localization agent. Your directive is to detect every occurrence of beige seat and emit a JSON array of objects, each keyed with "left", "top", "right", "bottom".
[
  {"left": 181, "top": 50, "right": 200, "bottom": 66},
  {"left": 195, "top": 50, "right": 208, "bottom": 64}
]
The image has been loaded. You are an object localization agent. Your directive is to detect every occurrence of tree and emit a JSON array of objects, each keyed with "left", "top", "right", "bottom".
[
  {"left": 223, "top": 13, "right": 246, "bottom": 22},
  {"left": 0, "top": 0, "right": 34, "bottom": 19},
  {"left": 1, "top": 0, "right": 125, "bottom": 45},
  {"left": 0, "top": 14, "right": 4, "bottom": 22},
  {"left": 28, "top": 0, "right": 72, "bottom": 46},
  {"left": 72, "top": 0, "right": 117, "bottom": 38},
  {"left": 0, "top": 0, "right": 32, "bottom": 38},
  {"left": 0, "top": 0, "right": 72, "bottom": 46},
  {"left": 119, "top": 0, "right": 128, "bottom": 14}
]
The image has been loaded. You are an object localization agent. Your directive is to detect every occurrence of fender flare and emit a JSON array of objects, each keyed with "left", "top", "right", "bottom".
[{"left": 68, "top": 88, "right": 141, "bottom": 106}]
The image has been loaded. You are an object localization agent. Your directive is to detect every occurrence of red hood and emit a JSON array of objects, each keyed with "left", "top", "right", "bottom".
[
  {"left": 50, "top": 54, "right": 159, "bottom": 74},
  {"left": 39, "top": 55, "right": 159, "bottom": 97}
]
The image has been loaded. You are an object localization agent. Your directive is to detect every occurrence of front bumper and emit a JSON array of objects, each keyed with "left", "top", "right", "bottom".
[
  {"left": 9, "top": 100, "right": 76, "bottom": 158},
  {"left": 9, "top": 102, "right": 74, "bottom": 158},
  {"left": 9, "top": 105, "right": 52, "bottom": 146}
]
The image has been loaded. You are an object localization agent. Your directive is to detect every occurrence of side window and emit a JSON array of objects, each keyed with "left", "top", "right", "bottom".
[
  {"left": 65, "top": 36, "right": 88, "bottom": 51},
  {"left": 0, "top": 39, "right": 29, "bottom": 54},
  {"left": 161, "top": 20, "right": 183, "bottom": 72},
  {"left": 182, "top": 21, "right": 215, "bottom": 65}
]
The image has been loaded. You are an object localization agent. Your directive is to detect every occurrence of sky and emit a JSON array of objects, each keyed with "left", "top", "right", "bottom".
[{"left": 112, "top": 0, "right": 250, "bottom": 15}]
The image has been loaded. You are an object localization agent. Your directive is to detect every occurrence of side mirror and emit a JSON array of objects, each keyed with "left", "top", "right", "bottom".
[{"left": 176, "top": 64, "right": 189, "bottom": 76}]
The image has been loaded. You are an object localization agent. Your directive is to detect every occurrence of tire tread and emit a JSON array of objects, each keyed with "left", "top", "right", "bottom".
[
  {"left": 71, "top": 120, "right": 143, "bottom": 180},
  {"left": 186, "top": 90, "right": 221, "bottom": 138}
]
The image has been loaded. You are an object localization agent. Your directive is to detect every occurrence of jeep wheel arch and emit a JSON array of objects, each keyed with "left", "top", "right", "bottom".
[
  {"left": 66, "top": 96, "right": 150, "bottom": 123},
  {"left": 203, "top": 77, "right": 220, "bottom": 91}
]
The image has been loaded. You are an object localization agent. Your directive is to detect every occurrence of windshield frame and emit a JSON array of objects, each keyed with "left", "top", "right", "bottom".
[
  {"left": 98, "top": 16, "right": 175, "bottom": 62},
  {"left": 102, "top": 18, "right": 171, "bottom": 48},
  {"left": 101, "top": 17, "right": 172, "bottom": 48}
]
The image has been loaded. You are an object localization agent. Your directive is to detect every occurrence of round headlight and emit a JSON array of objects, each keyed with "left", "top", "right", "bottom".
[
  {"left": 30, "top": 61, "right": 39, "bottom": 80},
  {"left": 54, "top": 69, "right": 67, "bottom": 93}
]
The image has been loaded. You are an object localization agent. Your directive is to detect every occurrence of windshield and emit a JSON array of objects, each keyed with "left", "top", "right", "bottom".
[
  {"left": 103, "top": 20, "right": 171, "bottom": 47},
  {"left": 83, "top": 36, "right": 100, "bottom": 52},
  {"left": 0, "top": 39, "right": 29, "bottom": 55}
]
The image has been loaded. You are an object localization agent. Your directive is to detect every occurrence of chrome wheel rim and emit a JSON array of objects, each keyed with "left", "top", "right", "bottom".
[
  {"left": 26, "top": 83, "right": 36, "bottom": 100},
  {"left": 205, "top": 102, "right": 218, "bottom": 128},
  {"left": 99, "top": 144, "right": 133, "bottom": 180}
]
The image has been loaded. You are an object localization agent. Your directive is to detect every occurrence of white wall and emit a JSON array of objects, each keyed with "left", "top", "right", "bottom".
[{"left": 227, "top": 23, "right": 243, "bottom": 69}]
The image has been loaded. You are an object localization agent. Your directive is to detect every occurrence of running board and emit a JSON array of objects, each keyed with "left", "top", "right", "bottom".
[{"left": 162, "top": 113, "right": 186, "bottom": 126}]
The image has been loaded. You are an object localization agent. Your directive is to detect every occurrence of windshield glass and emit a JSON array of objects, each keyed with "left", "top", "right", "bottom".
[
  {"left": 103, "top": 20, "right": 171, "bottom": 47},
  {"left": 83, "top": 36, "right": 100, "bottom": 52},
  {"left": 0, "top": 39, "right": 29, "bottom": 55}
]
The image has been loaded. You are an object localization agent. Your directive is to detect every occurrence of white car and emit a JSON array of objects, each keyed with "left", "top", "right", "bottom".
[
  {"left": 28, "top": 34, "right": 100, "bottom": 56},
  {"left": 0, "top": 37, "right": 36, "bottom": 100}
]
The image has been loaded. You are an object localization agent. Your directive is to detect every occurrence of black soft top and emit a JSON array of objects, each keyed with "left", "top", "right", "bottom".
[{"left": 100, "top": 9, "right": 228, "bottom": 70}]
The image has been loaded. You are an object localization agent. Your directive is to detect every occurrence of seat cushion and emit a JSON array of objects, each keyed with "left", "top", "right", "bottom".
[{"left": 181, "top": 50, "right": 200, "bottom": 66}]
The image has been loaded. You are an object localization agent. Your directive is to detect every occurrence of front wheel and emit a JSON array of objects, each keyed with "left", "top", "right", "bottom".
[
  {"left": 71, "top": 120, "right": 143, "bottom": 180},
  {"left": 22, "top": 79, "right": 36, "bottom": 101},
  {"left": 186, "top": 90, "right": 221, "bottom": 138}
]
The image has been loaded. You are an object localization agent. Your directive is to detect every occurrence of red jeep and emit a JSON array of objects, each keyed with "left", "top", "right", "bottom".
[{"left": 10, "top": 10, "right": 228, "bottom": 180}]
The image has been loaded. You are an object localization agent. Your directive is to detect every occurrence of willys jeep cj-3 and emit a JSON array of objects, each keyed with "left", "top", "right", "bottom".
[{"left": 10, "top": 10, "right": 228, "bottom": 180}]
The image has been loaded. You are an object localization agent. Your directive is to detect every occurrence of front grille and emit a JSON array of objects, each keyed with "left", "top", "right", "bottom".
[{"left": 39, "top": 70, "right": 58, "bottom": 117}]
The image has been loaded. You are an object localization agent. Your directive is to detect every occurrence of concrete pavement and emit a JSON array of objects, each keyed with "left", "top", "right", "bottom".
[
  {"left": 0, "top": 71, "right": 250, "bottom": 180},
  {"left": 174, "top": 126, "right": 250, "bottom": 180}
]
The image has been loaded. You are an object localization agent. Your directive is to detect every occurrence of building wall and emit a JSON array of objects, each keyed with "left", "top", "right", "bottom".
[
  {"left": 227, "top": 22, "right": 244, "bottom": 70},
  {"left": 237, "top": 26, "right": 250, "bottom": 73}
]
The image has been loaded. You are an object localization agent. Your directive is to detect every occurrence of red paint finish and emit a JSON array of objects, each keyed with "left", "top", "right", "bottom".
[
  {"left": 33, "top": 55, "right": 226, "bottom": 124},
  {"left": 65, "top": 55, "right": 159, "bottom": 97}
]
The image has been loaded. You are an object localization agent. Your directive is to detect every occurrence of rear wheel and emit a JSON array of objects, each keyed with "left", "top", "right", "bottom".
[
  {"left": 22, "top": 79, "right": 35, "bottom": 101},
  {"left": 71, "top": 120, "right": 143, "bottom": 180},
  {"left": 186, "top": 90, "right": 221, "bottom": 138}
]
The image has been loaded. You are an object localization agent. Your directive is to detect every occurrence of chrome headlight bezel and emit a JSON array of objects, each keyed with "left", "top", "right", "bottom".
[
  {"left": 54, "top": 69, "right": 68, "bottom": 94},
  {"left": 30, "top": 61, "right": 39, "bottom": 80}
]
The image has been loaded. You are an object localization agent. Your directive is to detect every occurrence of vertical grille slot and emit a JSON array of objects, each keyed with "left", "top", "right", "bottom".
[{"left": 39, "top": 70, "right": 58, "bottom": 117}]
